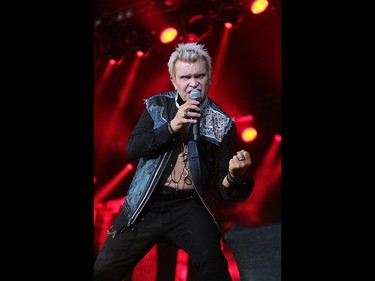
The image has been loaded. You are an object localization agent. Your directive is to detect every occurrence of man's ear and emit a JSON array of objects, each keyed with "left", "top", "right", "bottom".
[{"left": 170, "top": 76, "right": 176, "bottom": 89}]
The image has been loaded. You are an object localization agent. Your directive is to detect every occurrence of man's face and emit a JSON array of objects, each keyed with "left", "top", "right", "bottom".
[{"left": 170, "top": 58, "right": 211, "bottom": 102}]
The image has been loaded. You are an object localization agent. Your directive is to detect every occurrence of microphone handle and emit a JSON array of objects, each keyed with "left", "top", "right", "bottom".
[
  {"left": 193, "top": 98, "right": 200, "bottom": 141},
  {"left": 190, "top": 89, "right": 201, "bottom": 141}
]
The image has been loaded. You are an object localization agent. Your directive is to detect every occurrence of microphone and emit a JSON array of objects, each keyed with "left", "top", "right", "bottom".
[{"left": 189, "top": 89, "right": 201, "bottom": 141}]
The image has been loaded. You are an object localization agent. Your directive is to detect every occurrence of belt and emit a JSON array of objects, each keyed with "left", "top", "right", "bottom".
[{"left": 157, "top": 186, "right": 196, "bottom": 200}]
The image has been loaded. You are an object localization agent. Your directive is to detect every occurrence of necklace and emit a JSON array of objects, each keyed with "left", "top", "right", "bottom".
[{"left": 170, "top": 142, "right": 192, "bottom": 190}]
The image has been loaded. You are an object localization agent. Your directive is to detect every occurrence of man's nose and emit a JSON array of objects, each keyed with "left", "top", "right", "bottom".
[{"left": 190, "top": 79, "right": 199, "bottom": 87}]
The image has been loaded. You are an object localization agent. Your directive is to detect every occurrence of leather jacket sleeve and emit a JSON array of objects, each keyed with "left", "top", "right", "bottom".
[
  {"left": 126, "top": 108, "right": 176, "bottom": 160},
  {"left": 215, "top": 122, "right": 254, "bottom": 202}
]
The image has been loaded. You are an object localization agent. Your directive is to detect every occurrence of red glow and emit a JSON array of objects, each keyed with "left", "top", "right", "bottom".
[
  {"left": 186, "top": 33, "right": 198, "bottom": 43},
  {"left": 136, "top": 50, "right": 145, "bottom": 57},
  {"left": 274, "top": 134, "right": 281, "bottom": 142},
  {"left": 250, "top": 0, "right": 269, "bottom": 15},
  {"left": 175, "top": 249, "right": 189, "bottom": 281},
  {"left": 164, "top": 0, "right": 177, "bottom": 7},
  {"left": 241, "top": 127, "right": 257, "bottom": 142},
  {"left": 98, "top": 57, "right": 141, "bottom": 158},
  {"left": 224, "top": 22, "right": 233, "bottom": 29},
  {"left": 235, "top": 115, "right": 254, "bottom": 123},
  {"left": 94, "top": 163, "right": 133, "bottom": 203},
  {"left": 132, "top": 245, "right": 158, "bottom": 280},
  {"left": 108, "top": 56, "right": 124, "bottom": 66},
  {"left": 94, "top": 62, "right": 115, "bottom": 97},
  {"left": 159, "top": 27, "right": 178, "bottom": 44},
  {"left": 108, "top": 58, "right": 117, "bottom": 65}
]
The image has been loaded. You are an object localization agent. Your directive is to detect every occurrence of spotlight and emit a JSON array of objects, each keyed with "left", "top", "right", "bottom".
[
  {"left": 234, "top": 115, "right": 257, "bottom": 143},
  {"left": 159, "top": 26, "right": 178, "bottom": 44},
  {"left": 274, "top": 134, "right": 281, "bottom": 142},
  {"left": 153, "top": 11, "right": 182, "bottom": 45},
  {"left": 250, "top": 0, "right": 270, "bottom": 15},
  {"left": 104, "top": 38, "right": 126, "bottom": 62},
  {"left": 130, "top": 30, "right": 153, "bottom": 57},
  {"left": 241, "top": 127, "right": 258, "bottom": 143},
  {"left": 183, "top": 13, "right": 212, "bottom": 43},
  {"left": 218, "top": 1, "right": 243, "bottom": 29}
]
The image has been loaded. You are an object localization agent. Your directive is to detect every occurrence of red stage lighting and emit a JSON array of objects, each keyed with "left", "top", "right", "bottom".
[
  {"left": 274, "top": 134, "right": 281, "bottom": 142},
  {"left": 136, "top": 50, "right": 145, "bottom": 57},
  {"left": 224, "top": 22, "right": 233, "bottom": 29},
  {"left": 218, "top": 1, "right": 243, "bottom": 29},
  {"left": 130, "top": 32, "right": 153, "bottom": 58},
  {"left": 184, "top": 13, "right": 212, "bottom": 43},
  {"left": 108, "top": 58, "right": 117, "bottom": 65}
]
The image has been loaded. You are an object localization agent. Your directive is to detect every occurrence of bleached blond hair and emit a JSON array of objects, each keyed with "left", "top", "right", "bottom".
[{"left": 167, "top": 42, "right": 212, "bottom": 79}]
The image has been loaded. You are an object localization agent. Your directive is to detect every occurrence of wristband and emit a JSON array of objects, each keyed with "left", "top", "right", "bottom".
[
  {"left": 168, "top": 122, "right": 176, "bottom": 134},
  {"left": 226, "top": 173, "right": 244, "bottom": 185}
]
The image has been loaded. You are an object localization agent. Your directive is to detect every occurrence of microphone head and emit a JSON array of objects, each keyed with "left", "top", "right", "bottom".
[{"left": 189, "top": 89, "right": 201, "bottom": 101}]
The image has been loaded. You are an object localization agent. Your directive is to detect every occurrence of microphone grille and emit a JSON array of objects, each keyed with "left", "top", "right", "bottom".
[{"left": 190, "top": 89, "right": 201, "bottom": 101}]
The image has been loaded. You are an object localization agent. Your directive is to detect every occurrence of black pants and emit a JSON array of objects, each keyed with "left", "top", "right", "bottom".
[{"left": 94, "top": 194, "right": 232, "bottom": 281}]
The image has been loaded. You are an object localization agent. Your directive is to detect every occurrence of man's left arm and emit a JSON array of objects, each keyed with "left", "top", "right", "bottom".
[{"left": 216, "top": 124, "right": 255, "bottom": 202}]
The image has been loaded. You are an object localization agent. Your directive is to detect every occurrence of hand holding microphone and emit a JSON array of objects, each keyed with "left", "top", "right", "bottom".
[
  {"left": 169, "top": 90, "right": 201, "bottom": 136},
  {"left": 189, "top": 89, "right": 201, "bottom": 141}
]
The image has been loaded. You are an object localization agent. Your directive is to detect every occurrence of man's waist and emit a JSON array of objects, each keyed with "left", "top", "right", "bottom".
[
  {"left": 160, "top": 186, "right": 194, "bottom": 194},
  {"left": 157, "top": 186, "right": 196, "bottom": 200}
]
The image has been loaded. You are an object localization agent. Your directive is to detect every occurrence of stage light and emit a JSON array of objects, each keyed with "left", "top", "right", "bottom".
[
  {"left": 104, "top": 39, "right": 126, "bottom": 62},
  {"left": 96, "top": 12, "right": 134, "bottom": 63},
  {"left": 250, "top": 0, "right": 270, "bottom": 15},
  {"left": 153, "top": 11, "right": 182, "bottom": 45},
  {"left": 136, "top": 50, "right": 146, "bottom": 58},
  {"left": 94, "top": 0, "right": 254, "bottom": 62},
  {"left": 108, "top": 58, "right": 118, "bottom": 65},
  {"left": 130, "top": 30, "right": 153, "bottom": 57},
  {"left": 234, "top": 115, "right": 257, "bottom": 143},
  {"left": 241, "top": 127, "right": 258, "bottom": 143},
  {"left": 159, "top": 27, "right": 178, "bottom": 44},
  {"left": 274, "top": 134, "right": 281, "bottom": 142},
  {"left": 183, "top": 13, "right": 212, "bottom": 43},
  {"left": 218, "top": 1, "right": 243, "bottom": 29},
  {"left": 224, "top": 22, "right": 234, "bottom": 29}
]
